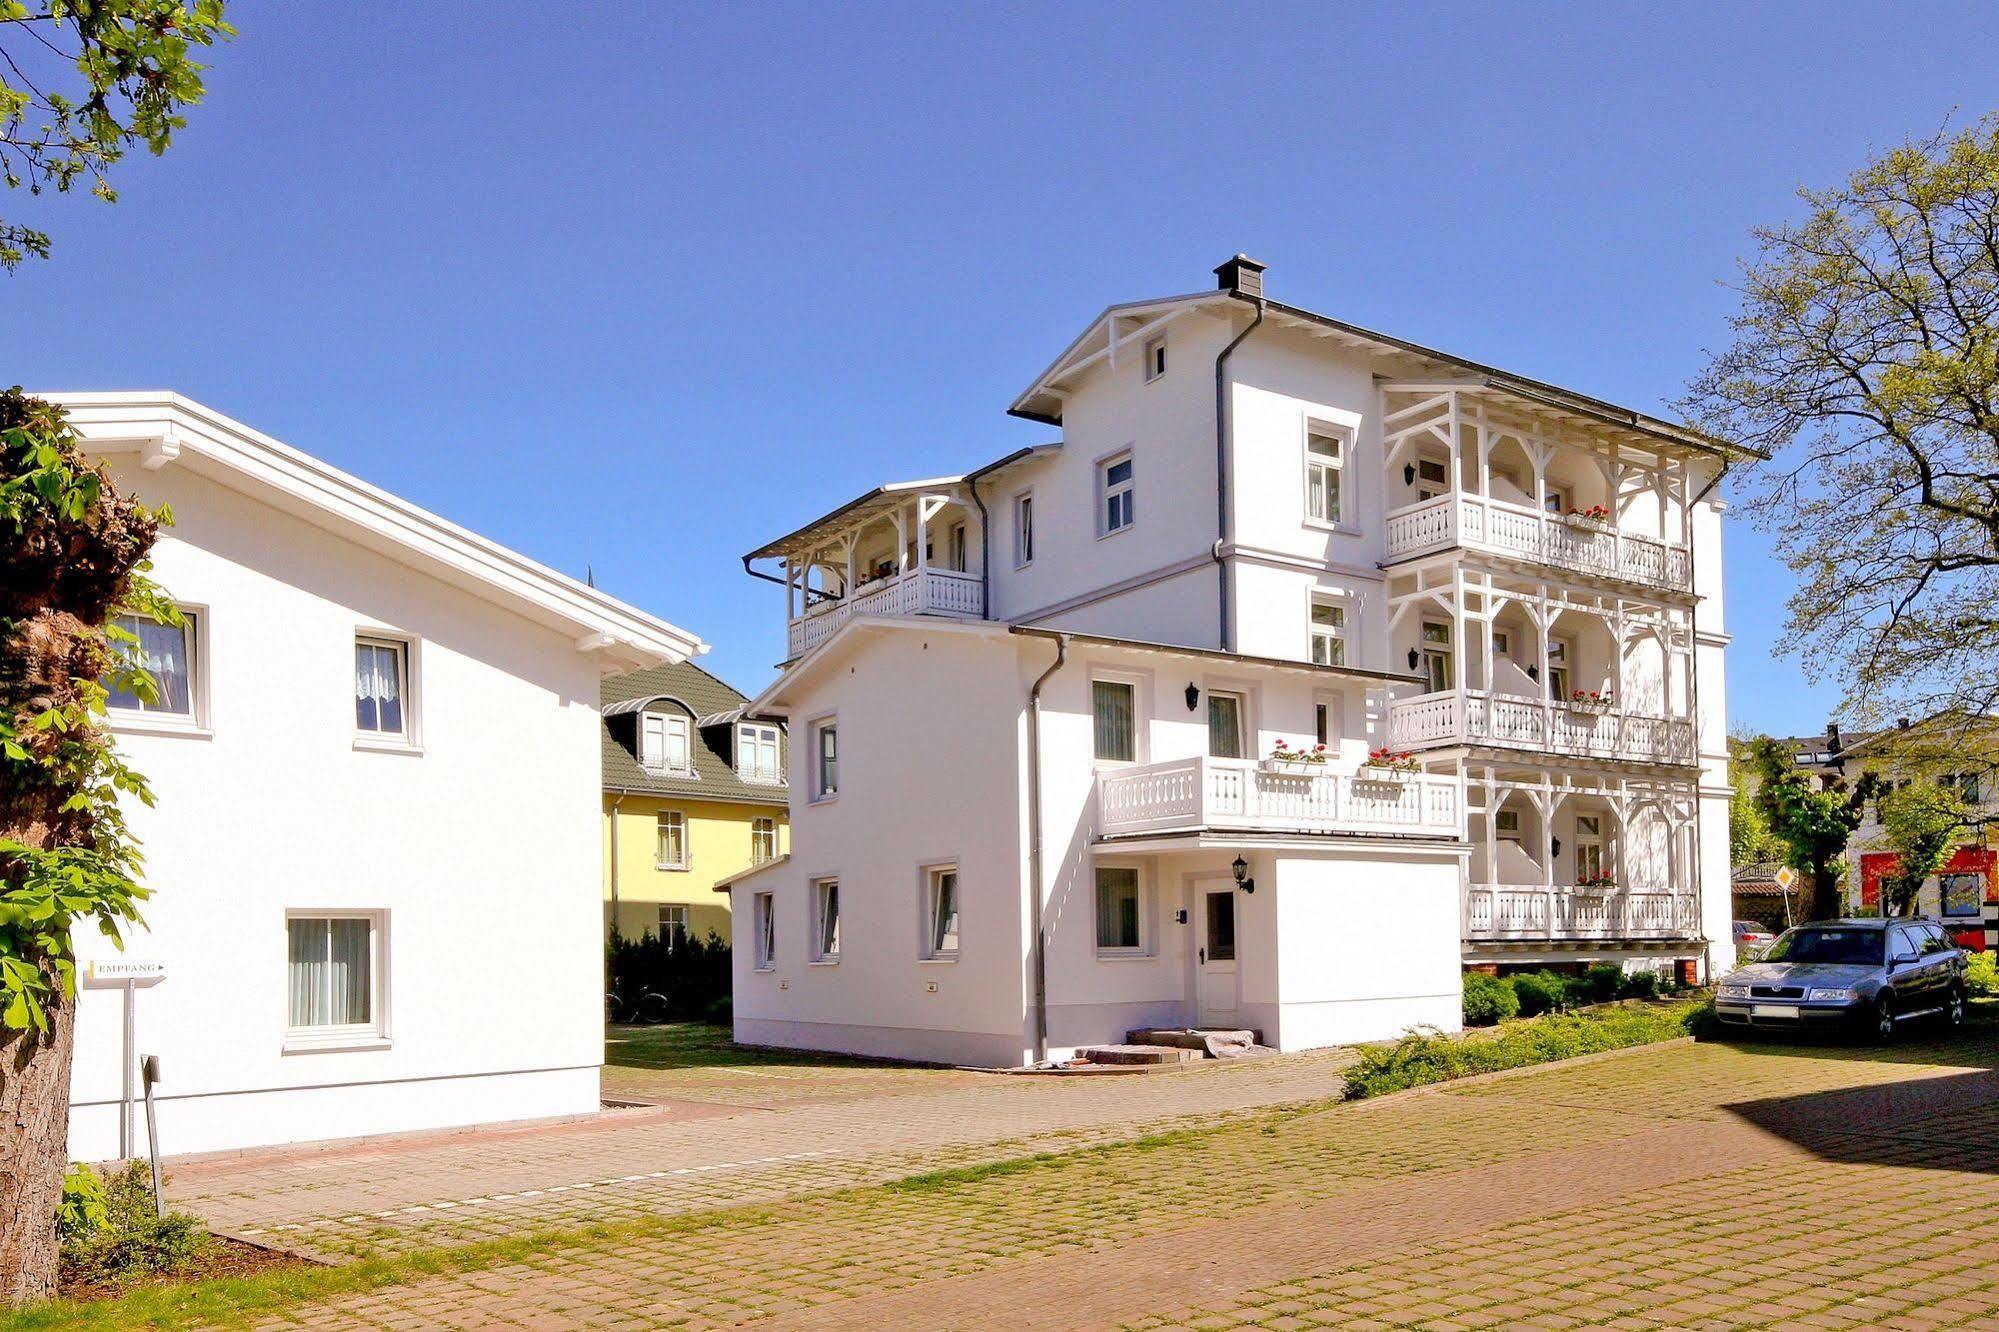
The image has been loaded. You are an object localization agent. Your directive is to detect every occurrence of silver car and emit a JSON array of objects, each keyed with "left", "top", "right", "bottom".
[{"left": 1714, "top": 918, "right": 1967, "bottom": 1041}]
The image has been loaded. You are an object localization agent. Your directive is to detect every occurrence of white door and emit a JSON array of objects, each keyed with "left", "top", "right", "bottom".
[{"left": 1197, "top": 885, "right": 1240, "bottom": 1028}]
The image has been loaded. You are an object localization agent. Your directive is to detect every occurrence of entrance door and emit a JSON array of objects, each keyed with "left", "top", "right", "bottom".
[{"left": 1197, "top": 886, "right": 1240, "bottom": 1027}]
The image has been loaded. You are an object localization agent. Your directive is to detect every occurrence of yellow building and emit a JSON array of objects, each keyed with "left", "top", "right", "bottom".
[{"left": 602, "top": 661, "right": 788, "bottom": 942}]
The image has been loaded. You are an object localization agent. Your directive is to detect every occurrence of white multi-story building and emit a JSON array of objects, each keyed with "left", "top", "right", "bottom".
[
  {"left": 723, "top": 257, "right": 1744, "bottom": 1066},
  {"left": 56, "top": 392, "right": 705, "bottom": 1160}
]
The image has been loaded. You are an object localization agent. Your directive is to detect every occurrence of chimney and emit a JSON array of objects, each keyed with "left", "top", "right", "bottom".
[
  {"left": 1214, "top": 253, "right": 1268, "bottom": 300},
  {"left": 1826, "top": 720, "right": 1841, "bottom": 754}
]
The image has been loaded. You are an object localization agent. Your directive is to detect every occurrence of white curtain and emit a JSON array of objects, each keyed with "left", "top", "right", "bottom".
[
  {"left": 106, "top": 613, "right": 192, "bottom": 713},
  {"left": 355, "top": 643, "right": 403, "bottom": 733},
  {"left": 1092, "top": 681, "right": 1134, "bottom": 761},
  {"left": 288, "top": 918, "right": 371, "bottom": 1028}
]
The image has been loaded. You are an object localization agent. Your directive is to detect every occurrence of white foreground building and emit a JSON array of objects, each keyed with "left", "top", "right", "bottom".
[
  {"left": 724, "top": 257, "right": 1745, "bottom": 1066},
  {"left": 57, "top": 393, "right": 705, "bottom": 1160}
]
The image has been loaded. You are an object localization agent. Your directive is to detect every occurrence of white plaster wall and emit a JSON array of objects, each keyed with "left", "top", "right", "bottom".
[{"left": 69, "top": 461, "right": 608, "bottom": 1161}]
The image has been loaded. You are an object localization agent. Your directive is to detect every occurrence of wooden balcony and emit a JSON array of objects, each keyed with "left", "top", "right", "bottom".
[
  {"left": 1387, "top": 689, "right": 1695, "bottom": 766},
  {"left": 787, "top": 567, "right": 983, "bottom": 658},
  {"left": 1384, "top": 494, "right": 1691, "bottom": 594},
  {"left": 1464, "top": 883, "right": 1699, "bottom": 942},
  {"left": 1098, "top": 756, "right": 1462, "bottom": 841}
]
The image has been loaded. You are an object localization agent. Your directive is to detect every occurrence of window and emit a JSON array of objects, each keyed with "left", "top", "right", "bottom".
[
  {"left": 925, "top": 866, "right": 960, "bottom": 958},
  {"left": 105, "top": 610, "right": 197, "bottom": 718},
  {"left": 1421, "top": 621, "right": 1453, "bottom": 693},
  {"left": 1574, "top": 814, "right": 1605, "bottom": 882},
  {"left": 656, "top": 811, "right": 688, "bottom": 869},
  {"left": 948, "top": 522, "right": 968, "bottom": 573},
  {"left": 1315, "top": 702, "right": 1331, "bottom": 747},
  {"left": 736, "top": 723, "right": 782, "bottom": 783},
  {"left": 1495, "top": 809, "right": 1522, "bottom": 842},
  {"left": 812, "top": 879, "right": 840, "bottom": 961},
  {"left": 1100, "top": 453, "right": 1135, "bottom": 536},
  {"left": 1207, "top": 690, "right": 1246, "bottom": 760},
  {"left": 1548, "top": 639, "right": 1571, "bottom": 701},
  {"left": 752, "top": 892, "right": 776, "bottom": 969},
  {"left": 1946, "top": 772, "right": 1982, "bottom": 803},
  {"left": 1144, "top": 336, "right": 1166, "bottom": 382},
  {"left": 354, "top": 636, "right": 409, "bottom": 737},
  {"left": 1542, "top": 487, "right": 1568, "bottom": 515},
  {"left": 1921, "top": 922, "right": 1954, "bottom": 953},
  {"left": 1416, "top": 456, "right": 1449, "bottom": 501},
  {"left": 1941, "top": 873, "right": 1983, "bottom": 918},
  {"left": 1305, "top": 427, "right": 1346, "bottom": 525},
  {"left": 1095, "top": 866, "right": 1146, "bottom": 954},
  {"left": 751, "top": 817, "right": 779, "bottom": 865},
  {"left": 286, "top": 913, "right": 382, "bottom": 1038},
  {"left": 1091, "top": 679, "right": 1136, "bottom": 763},
  {"left": 657, "top": 904, "right": 689, "bottom": 949},
  {"left": 812, "top": 719, "right": 839, "bottom": 798},
  {"left": 641, "top": 711, "right": 692, "bottom": 775},
  {"left": 1310, "top": 597, "right": 1347, "bottom": 666},
  {"left": 1013, "top": 491, "right": 1034, "bottom": 567},
  {"left": 1492, "top": 630, "right": 1512, "bottom": 657}
]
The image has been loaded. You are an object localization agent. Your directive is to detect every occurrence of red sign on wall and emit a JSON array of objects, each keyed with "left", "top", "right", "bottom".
[{"left": 1858, "top": 847, "right": 1996, "bottom": 950}]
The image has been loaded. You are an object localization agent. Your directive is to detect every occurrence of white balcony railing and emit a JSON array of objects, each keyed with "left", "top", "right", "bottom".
[
  {"left": 1098, "top": 756, "right": 1462, "bottom": 840},
  {"left": 1464, "top": 883, "right": 1699, "bottom": 942},
  {"left": 1387, "top": 689, "right": 1695, "bottom": 766},
  {"left": 1384, "top": 494, "right": 1691, "bottom": 594},
  {"left": 787, "top": 567, "right": 984, "bottom": 658}
]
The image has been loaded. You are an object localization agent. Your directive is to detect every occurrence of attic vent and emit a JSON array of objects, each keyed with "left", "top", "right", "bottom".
[{"left": 1214, "top": 254, "right": 1267, "bottom": 299}]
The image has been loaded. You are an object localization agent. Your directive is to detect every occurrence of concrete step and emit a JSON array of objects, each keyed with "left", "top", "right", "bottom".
[
  {"left": 1126, "top": 1028, "right": 1270, "bottom": 1058},
  {"left": 1077, "top": 1043, "right": 1205, "bottom": 1066}
]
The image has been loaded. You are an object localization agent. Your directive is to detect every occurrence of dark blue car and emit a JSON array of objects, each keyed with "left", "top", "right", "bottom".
[{"left": 1714, "top": 918, "right": 1967, "bottom": 1041}]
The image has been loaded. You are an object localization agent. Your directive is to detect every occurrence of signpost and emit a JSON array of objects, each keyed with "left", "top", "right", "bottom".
[
  {"left": 83, "top": 959, "right": 166, "bottom": 1158},
  {"left": 1773, "top": 867, "right": 1797, "bottom": 927}
]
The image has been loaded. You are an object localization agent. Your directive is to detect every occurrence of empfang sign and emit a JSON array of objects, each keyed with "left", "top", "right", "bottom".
[{"left": 87, "top": 959, "right": 166, "bottom": 983}]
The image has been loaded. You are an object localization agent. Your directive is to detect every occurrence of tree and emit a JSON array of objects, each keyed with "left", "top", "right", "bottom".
[
  {"left": 1684, "top": 116, "right": 1999, "bottom": 736},
  {"left": 1727, "top": 733, "right": 1784, "bottom": 866},
  {"left": 0, "top": 391, "right": 171, "bottom": 1303},
  {"left": 1874, "top": 779, "right": 1967, "bottom": 916},
  {"left": 0, "top": 1, "right": 231, "bottom": 268},
  {"left": 1749, "top": 738, "right": 1877, "bottom": 922}
]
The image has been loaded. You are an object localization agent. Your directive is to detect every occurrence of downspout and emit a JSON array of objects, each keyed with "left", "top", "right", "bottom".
[
  {"left": 607, "top": 792, "right": 626, "bottom": 936},
  {"left": 967, "top": 473, "right": 992, "bottom": 619},
  {"left": 1024, "top": 632, "right": 1068, "bottom": 1063},
  {"left": 1685, "top": 451, "right": 1732, "bottom": 979},
  {"left": 1213, "top": 300, "right": 1266, "bottom": 652},
  {"left": 742, "top": 554, "right": 838, "bottom": 606}
]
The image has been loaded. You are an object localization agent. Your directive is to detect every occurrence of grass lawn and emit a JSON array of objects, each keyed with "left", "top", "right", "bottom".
[{"left": 601, "top": 1022, "right": 984, "bottom": 1106}]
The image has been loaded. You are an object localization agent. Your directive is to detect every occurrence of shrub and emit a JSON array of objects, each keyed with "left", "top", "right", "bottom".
[
  {"left": 1343, "top": 1001, "right": 1702, "bottom": 1100},
  {"left": 1510, "top": 970, "right": 1569, "bottom": 1017},
  {"left": 607, "top": 927, "right": 732, "bottom": 1021},
  {"left": 59, "top": 1161, "right": 211, "bottom": 1288},
  {"left": 1577, "top": 964, "right": 1625, "bottom": 1004},
  {"left": 1966, "top": 949, "right": 1998, "bottom": 998},
  {"left": 1617, "top": 968, "right": 1662, "bottom": 1000},
  {"left": 1460, "top": 971, "right": 1519, "bottom": 1026},
  {"left": 55, "top": 1163, "right": 110, "bottom": 1242}
]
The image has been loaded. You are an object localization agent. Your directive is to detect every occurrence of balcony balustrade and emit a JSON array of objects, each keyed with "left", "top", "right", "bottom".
[
  {"left": 1387, "top": 689, "right": 1695, "bottom": 766},
  {"left": 1464, "top": 883, "right": 1699, "bottom": 942},
  {"left": 1384, "top": 494, "right": 1691, "bottom": 594},
  {"left": 1098, "top": 756, "right": 1462, "bottom": 840},
  {"left": 787, "top": 566, "right": 984, "bottom": 658}
]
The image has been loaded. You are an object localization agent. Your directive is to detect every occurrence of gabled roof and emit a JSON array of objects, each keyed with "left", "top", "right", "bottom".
[
  {"left": 52, "top": 391, "right": 707, "bottom": 674},
  {"left": 1007, "top": 286, "right": 1763, "bottom": 463},
  {"left": 602, "top": 659, "right": 788, "bottom": 806}
]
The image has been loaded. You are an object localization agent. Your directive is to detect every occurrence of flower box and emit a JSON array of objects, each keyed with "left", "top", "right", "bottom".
[{"left": 1265, "top": 741, "right": 1329, "bottom": 769}]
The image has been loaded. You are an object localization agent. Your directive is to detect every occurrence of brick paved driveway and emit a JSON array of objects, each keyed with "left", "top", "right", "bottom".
[{"left": 161, "top": 1023, "right": 1999, "bottom": 1330}]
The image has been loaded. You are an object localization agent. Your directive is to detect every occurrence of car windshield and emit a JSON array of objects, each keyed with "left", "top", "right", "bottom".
[{"left": 1762, "top": 927, "right": 1881, "bottom": 966}]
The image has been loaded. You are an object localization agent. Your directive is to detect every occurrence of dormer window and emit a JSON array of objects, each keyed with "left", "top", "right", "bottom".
[
  {"left": 641, "top": 710, "right": 693, "bottom": 775},
  {"left": 737, "top": 722, "right": 783, "bottom": 784}
]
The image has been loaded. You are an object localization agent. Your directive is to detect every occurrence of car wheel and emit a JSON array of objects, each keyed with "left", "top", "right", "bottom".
[
  {"left": 1872, "top": 993, "right": 1897, "bottom": 1044},
  {"left": 1947, "top": 988, "right": 1966, "bottom": 1029}
]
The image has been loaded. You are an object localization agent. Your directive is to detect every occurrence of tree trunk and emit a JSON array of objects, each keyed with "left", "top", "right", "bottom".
[
  {"left": 1810, "top": 861, "right": 1843, "bottom": 923},
  {"left": 0, "top": 989, "right": 76, "bottom": 1305}
]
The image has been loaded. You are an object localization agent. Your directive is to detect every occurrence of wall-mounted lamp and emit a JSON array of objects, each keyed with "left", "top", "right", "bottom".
[
  {"left": 1174, "top": 909, "right": 1189, "bottom": 925},
  {"left": 1526, "top": 664, "right": 1540, "bottom": 682},
  {"left": 1402, "top": 463, "right": 1417, "bottom": 486},
  {"left": 1552, "top": 838, "right": 1563, "bottom": 858},
  {"left": 1407, "top": 647, "right": 1421, "bottom": 670},
  {"left": 1185, "top": 683, "right": 1201, "bottom": 712},
  {"left": 1231, "top": 855, "right": 1255, "bottom": 894}
]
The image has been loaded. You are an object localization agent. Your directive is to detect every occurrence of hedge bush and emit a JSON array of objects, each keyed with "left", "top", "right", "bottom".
[
  {"left": 606, "top": 926, "right": 732, "bottom": 1020},
  {"left": 1509, "top": 970, "right": 1568, "bottom": 1017},
  {"left": 59, "top": 1161, "right": 211, "bottom": 1288},
  {"left": 1345, "top": 1000, "right": 1705, "bottom": 1100},
  {"left": 1460, "top": 970, "right": 1520, "bottom": 1026},
  {"left": 1967, "top": 950, "right": 1998, "bottom": 998}
]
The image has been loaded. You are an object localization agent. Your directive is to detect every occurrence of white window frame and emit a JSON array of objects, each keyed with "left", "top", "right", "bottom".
[
  {"left": 735, "top": 722, "right": 783, "bottom": 784},
  {"left": 1309, "top": 593, "right": 1348, "bottom": 667},
  {"left": 640, "top": 709, "right": 695, "bottom": 777},
  {"left": 353, "top": 632, "right": 420, "bottom": 752},
  {"left": 1143, "top": 336, "right": 1166, "bottom": 382},
  {"left": 1574, "top": 814, "right": 1605, "bottom": 882},
  {"left": 283, "top": 909, "right": 389, "bottom": 1052},
  {"left": 810, "top": 878, "right": 841, "bottom": 963},
  {"left": 810, "top": 715, "right": 839, "bottom": 801},
  {"left": 1421, "top": 620, "right": 1454, "bottom": 694},
  {"left": 1495, "top": 809, "right": 1522, "bottom": 842},
  {"left": 1205, "top": 688, "right": 1248, "bottom": 761},
  {"left": 1548, "top": 638, "right": 1572, "bottom": 702},
  {"left": 1415, "top": 454, "right": 1450, "bottom": 502},
  {"left": 1013, "top": 490, "right": 1034, "bottom": 568},
  {"left": 1313, "top": 690, "right": 1346, "bottom": 748},
  {"left": 104, "top": 603, "right": 210, "bottom": 737},
  {"left": 948, "top": 521, "right": 968, "bottom": 573},
  {"left": 1542, "top": 485, "right": 1569, "bottom": 515},
  {"left": 1089, "top": 672, "right": 1145, "bottom": 766},
  {"left": 657, "top": 904, "right": 690, "bottom": 950},
  {"left": 1098, "top": 449, "right": 1135, "bottom": 538},
  {"left": 655, "top": 809, "right": 689, "bottom": 870},
  {"left": 751, "top": 816, "right": 779, "bottom": 865},
  {"left": 752, "top": 891, "right": 776, "bottom": 971},
  {"left": 921, "top": 863, "right": 960, "bottom": 961},
  {"left": 1303, "top": 422, "right": 1351, "bottom": 528},
  {"left": 1093, "top": 863, "right": 1151, "bottom": 958}
]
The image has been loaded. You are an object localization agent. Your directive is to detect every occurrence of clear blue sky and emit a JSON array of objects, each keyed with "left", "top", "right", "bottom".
[{"left": 9, "top": 3, "right": 1998, "bottom": 733}]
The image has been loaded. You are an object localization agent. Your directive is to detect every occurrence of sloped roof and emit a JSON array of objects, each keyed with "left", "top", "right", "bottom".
[{"left": 602, "top": 660, "right": 788, "bottom": 806}]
